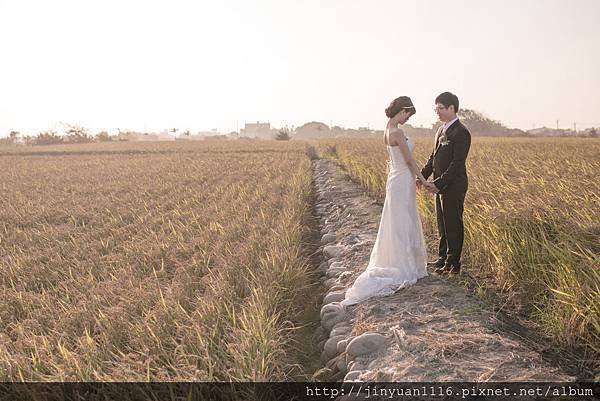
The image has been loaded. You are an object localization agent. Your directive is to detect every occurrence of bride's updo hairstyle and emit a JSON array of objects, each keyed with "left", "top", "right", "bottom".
[{"left": 385, "top": 96, "right": 416, "bottom": 118}]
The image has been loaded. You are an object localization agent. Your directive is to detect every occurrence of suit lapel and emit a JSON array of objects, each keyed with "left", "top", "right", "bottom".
[
  {"left": 433, "top": 126, "right": 444, "bottom": 155},
  {"left": 434, "top": 120, "right": 460, "bottom": 156},
  {"left": 445, "top": 120, "right": 460, "bottom": 139}
]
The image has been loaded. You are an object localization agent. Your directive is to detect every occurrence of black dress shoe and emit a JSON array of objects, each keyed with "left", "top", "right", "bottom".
[{"left": 443, "top": 265, "right": 461, "bottom": 274}]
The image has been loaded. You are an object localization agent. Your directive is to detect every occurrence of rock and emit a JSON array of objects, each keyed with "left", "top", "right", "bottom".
[
  {"left": 330, "top": 325, "right": 352, "bottom": 337},
  {"left": 318, "top": 261, "right": 328, "bottom": 271},
  {"left": 367, "top": 359, "right": 380, "bottom": 369},
  {"left": 330, "top": 371, "right": 345, "bottom": 381},
  {"left": 312, "top": 367, "right": 334, "bottom": 381},
  {"left": 347, "top": 361, "right": 367, "bottom": 372},
  {"left": 338, "top": 271, "right": 353, "bottom": 280},
  {"left": 345, "top": 234, "right": 359, "bottom": 243},
  {"left": 321, "top": 233, "right": 336, "bottom": 244},
  {"left": 336, "top": 337, "right": 353, "bottom": 354},
  {"left": 323, "top": 290, "right": 346, "bottom": 304},
  {"left": 332, "top": 320, "right": 352, "bottom": 329},
  {"left": 346, "top": 333, "right": 386, "bottom": 358},
  {"left": 323, "top": 277, "right": 339, "bottom": 288},
  {"left": 350, "top": 242, "right": 365, "bottom": 250},
  {"left": 326, "top": 268, "right": 345, "bottom": 279},
  {"left": 320, "top": 350, "right": 331, "bottom": 365},
  {"left": 336, "top": 355, "right": 348, "bottom": 375},
  {"left": 329, "top": 284, "right": 345, "bottom": 293},
  {"left": 323, "top": 335, "right": 347, "bottom": 360},
  {"left": 325, "top": 354, "right": 342, "bottom": 370},
  {"left": 320, "top": 302, "right": 346, "bottom": 332},
  {"left": 323, "top": 245, "right": 344, "bottom": 259},
  {"left": 329, "top": 261, "right": 345, "bottom": 269},
  {"left": 344, "top": 370, "right": 363, "bottom": 381},
  {"left": 327, "top": 258, "right": 340, "bottom": 266}
]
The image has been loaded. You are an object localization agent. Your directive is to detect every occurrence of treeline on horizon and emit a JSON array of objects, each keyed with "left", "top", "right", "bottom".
[{"left": 1, "top": 109, "right": 598, "bottom": 146}]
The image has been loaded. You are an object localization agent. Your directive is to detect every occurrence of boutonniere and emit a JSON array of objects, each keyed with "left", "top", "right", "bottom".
[{"left": 439, "top": 133, "right": 449, "bottom": 146}]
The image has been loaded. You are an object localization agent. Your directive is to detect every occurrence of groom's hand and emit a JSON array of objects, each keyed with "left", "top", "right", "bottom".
[
  {"left": 416, "top": 178, "right": 422, "bottom": 189},
  {"left": 424, "top": 182, "right": 439, "bottom": 194}
]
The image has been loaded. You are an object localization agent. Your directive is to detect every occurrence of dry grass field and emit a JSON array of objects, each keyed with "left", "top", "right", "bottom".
[
  {"left": 0, "top": 140, "right": 320, "bottom": 381},
  {"left": 316, "top": 137, "right": 600, "bottom": 361},
  {"left": 0, "top": 136, "right": 597, "bottom": 381}
]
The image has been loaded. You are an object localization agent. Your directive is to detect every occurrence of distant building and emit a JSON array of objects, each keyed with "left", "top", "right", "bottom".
[
  {"left": 240, "top": 122, "right": 276, "bottom": 139},
  {"left": 116, "top": 131, "right": 174, "bottom": 141},
  {"left": 294, "top": 121, "right": 332, "bottom": 139},
  {"left": 527, "top": 127, "right": 573, "bottom": 137},
  {"left": 196, "top": 129, "right": 221, "bottom": 136}
]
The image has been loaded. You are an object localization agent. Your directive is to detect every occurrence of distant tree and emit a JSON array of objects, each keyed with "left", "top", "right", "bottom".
[
  {"left": 33, "top": 130, "right": 63, "bottom": 145},
  {"left": 22, "top": 135, "right": 34, "bottom": 146},
  {"left": 433, "top": 108, "right": 513, "bottom": 136},
  {"left": 95, "top": 131, "right": 112, "bottom": 142},
  {"left": 1, "top": 131, "right": 20, "bottom": 145},
  {"left": 9, "top": 131, "right": 19, "bottom": 143},
  {"left": 589, "top": 128, "right": 598, "bottom": 138},
  {"left": 275, "top": 128, "right": 291, "bottom": 140},
  {"left": 64, "top": 124, "right": 93, "bottom": 143}
]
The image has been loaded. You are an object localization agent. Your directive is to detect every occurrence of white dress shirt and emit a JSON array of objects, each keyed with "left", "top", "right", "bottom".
[{"left": 442, "top": 116, "right": 459, "bottom": 133}]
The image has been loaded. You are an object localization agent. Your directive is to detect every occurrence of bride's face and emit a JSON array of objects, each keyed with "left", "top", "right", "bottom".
[{"left": 397, "top": 110, "right": 412, "bottom": 125}]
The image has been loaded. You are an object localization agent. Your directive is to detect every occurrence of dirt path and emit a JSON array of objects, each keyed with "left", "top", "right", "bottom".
[{"left": 311, "top": 157, "right": 578, "bottom": 383}]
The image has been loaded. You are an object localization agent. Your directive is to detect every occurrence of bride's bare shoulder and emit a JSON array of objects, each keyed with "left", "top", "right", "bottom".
[{"left": 388, "top": 127, "right": 406, "bottom": 145}]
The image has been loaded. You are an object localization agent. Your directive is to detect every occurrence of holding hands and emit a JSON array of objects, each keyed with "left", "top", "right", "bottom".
[{"left": 416, "top": 178, "right": 439, "bottom": 194}]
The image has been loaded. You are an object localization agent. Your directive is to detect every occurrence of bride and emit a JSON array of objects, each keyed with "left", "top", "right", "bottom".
[{"left": 340, "top": 96, "right": 434, "bottom": 307}]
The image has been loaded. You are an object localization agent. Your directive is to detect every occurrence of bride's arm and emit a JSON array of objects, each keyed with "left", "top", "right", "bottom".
[{"left": 390, "top": 129, "right": 427, "bottom": 183}]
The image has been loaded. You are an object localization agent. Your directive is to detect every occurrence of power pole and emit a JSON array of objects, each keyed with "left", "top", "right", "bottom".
[
  {"left": 573, "top": 122, "right": 577, "bottom": 133},
  {"left": 556, "top": 120, "right": 559, "bottom": 130}
]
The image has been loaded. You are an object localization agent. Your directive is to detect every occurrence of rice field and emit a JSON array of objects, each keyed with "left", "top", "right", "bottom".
[
  {"left": 1, "top": 136, "right": 597, "bottom": 381},
  {"left": 316, "top": 136, "right": 600, "bottom": 359},
  {"left": 0, "top": 139, "right": 320, "bottom": 381}
]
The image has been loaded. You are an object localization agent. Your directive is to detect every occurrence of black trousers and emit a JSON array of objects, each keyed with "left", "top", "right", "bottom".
[{"left": 435, "top": 189, "right": 466, "bottom": 267}]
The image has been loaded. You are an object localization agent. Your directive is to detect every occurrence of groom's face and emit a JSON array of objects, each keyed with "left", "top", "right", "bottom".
[{"left": 435, "top": 103, "right": 454, "bottom": 122}]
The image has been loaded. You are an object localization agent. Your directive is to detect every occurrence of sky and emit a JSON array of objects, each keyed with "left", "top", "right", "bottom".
[{"left": 0, "top": 0, "right": 599, "bottom": 136}]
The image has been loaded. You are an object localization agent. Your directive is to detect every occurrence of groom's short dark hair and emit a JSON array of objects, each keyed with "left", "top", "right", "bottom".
[{"left": 435, "top": 92, "right": 459, "bottom": 113}]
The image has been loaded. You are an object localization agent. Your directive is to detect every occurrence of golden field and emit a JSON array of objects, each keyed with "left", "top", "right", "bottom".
[
  {"left": 0, "top": 140, "right": 319, "bottom": 381},
  {"left": 316, "top": 136, "right": 600, "bottom": 359},
  {"left": 0, "top": 136, "right": 597, "bottom": 381}
]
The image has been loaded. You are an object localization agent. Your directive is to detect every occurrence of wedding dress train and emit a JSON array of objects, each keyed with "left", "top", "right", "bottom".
[{"left": 340, "top": 137, "right": 428, "bottom": 306}]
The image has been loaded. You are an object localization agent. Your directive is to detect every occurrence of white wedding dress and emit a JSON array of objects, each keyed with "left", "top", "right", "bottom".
[{"left": 341, "top": 137, "right": 428, "bottom": 306}]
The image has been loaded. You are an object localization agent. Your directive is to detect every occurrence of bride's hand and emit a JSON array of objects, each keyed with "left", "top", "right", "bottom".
[
  {"left": 423, "top": 182, "right": 437, "bottom": 193},
  {"left": 427, "top": 183, "right": 439, "bottom": 193}
]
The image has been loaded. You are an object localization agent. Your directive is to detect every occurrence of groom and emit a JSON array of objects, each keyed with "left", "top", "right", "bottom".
[{"left": 419, "top": 92, "right": 471, "bottom": 274}]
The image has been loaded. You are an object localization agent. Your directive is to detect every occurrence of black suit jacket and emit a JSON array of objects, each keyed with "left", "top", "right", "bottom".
[{"left": 421, "top": 119, "right": 471, "bottom": 194}]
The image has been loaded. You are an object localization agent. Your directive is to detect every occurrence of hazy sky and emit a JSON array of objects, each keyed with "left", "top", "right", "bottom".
[{"left": 1, "top": 0, "right": 599, "bottom": 135}]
